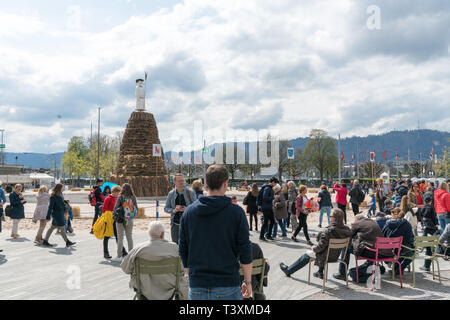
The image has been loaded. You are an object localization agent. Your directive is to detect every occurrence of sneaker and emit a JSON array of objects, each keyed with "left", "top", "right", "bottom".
[
  {"left": 66, "top": 241, "right": 76, "bottom": 247},
  {"left": 259, "top": 237, "right": 267, "bottom": 242},
  {"left": 333, "top": 273, "right": 346, "bottom": 280},
  {"left": 279, "top": 263, "right": 291, "bottom": 277},
  {"left": 266, "top": 236, "right": 274, "bottom": 240},
  {"left": 419, "top": 266, "right": 430, "bottom": 272},
  {"left": 42, "top": 240, "right": 53, "bottom": 247},
  {"left": 307, "top": 240, "right": 314, "bottom": 246},
  {"left": 313, "top": 271, "right": 324, "bottom": 279},
  {"left": 90, "top": 230, "right": 94, "bottom": 234},
  {"left": 111, "top": 257, "right": 123, "bottom": 262},
  {"left": 318, "top": 224, "right": 322, "bottom": 228},
  {"left": 291, "top": 236, "right": 299, "bottom": 242},
  {"left": 104, "top": 253, "right": 112, "bottom": 259}
]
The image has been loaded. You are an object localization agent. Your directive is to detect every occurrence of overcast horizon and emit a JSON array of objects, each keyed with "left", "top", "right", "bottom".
[{"left": 1, "top": 0, "right": 449, "bottom": 153}]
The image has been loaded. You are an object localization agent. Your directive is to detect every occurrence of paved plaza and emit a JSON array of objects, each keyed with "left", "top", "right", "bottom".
[{"left": 1, "top": 224, "right": 449, "bottom": 300}]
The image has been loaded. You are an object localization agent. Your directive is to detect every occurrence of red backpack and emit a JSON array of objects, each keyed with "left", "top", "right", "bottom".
[{"left": 88, "top": 190, "right": 97, "bottom": 206}]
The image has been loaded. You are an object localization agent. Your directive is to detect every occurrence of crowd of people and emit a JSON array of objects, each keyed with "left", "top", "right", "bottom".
[{"left": 0, "top": 172, "right": 449, "bottom": 301}]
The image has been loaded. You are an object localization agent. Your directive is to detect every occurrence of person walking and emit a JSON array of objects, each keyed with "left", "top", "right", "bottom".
[
  {"left": 375, "top": 178, "right": 388, "bottom": 212},
  {"left": 272, "top": 184, "right": 288, "bottom": 238},
  {"left": 258, "top": 177, "right": 279, "bottom": 241},
  {"left": 164, "top": 173, "right": 197, "bottom": 245},
  {"left": 91, "top": 179, "right": 105, "bottom": 234},
  {"left": 9, "top": 184, "right": 26, "bottom": 239},
  {"left": 179, "top": 165, "right": 253, "bottom": 300},
  {"left": 287, "top": 181, "right": 298, "bottom": 232},
  {"left": 291, "top": 185, "right": 313, "bottom": 245},
  {"left": 434, "top": 182, "right": 450, "bottom": 231},
  {"left": 333, "top": 182, "right": 348, "bottom": 224},
  {"left": 100, "top": 185, "right": 122, "bottom": 259},
  {"left": 349, "top": 180, "right": 365, "bottom": 216},
  {"left": 0, "top": 182, "right": 6, "bottom": 252},
  {"left": 112, "top": 183, "right": 138, "bottom": 262},
  {"left": 191, "top": 179, "right": 205, "bottom": 199},
  {"left": 32, "top": 186, "right": 51, "bottom": 244},
  {"left": 317, "top": 185, "right": 332, "bottom": 228},
  {"left": 243, "top": 184, "right": 259, "bottom": 231},
  {"left": 42, "top": 184, "right": 76, "bottom": 247}
]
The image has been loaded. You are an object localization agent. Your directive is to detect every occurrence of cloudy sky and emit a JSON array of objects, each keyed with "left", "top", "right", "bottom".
[{"left": 0, "top": 0, "right": 449, "bottom": 153}]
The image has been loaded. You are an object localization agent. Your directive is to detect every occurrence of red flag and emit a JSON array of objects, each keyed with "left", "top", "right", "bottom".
[
  {"left": 430, "top": 148, "right": 434, "bottom": 161},
  {"left": 384, "top": 151, "right": 387, "bottom": 161},
  {"left": 341, "top": 151, "right": 344, "bottom": 161},
  {"left": 396, "top": 152, "right": 399, "bottom": 161}
]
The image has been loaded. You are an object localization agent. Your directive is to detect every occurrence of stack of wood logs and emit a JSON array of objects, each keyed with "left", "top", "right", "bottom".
[{"left": 110, "top": 111, "right": 172, "bottom": 197}]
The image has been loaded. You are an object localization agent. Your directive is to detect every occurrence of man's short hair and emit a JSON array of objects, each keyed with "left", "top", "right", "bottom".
[
  {"left": 97, "top": 179, "right": 103, "bottom": 184},
  {"left": 111, "top": 186, "right": 122, "bottom": 193},
  {"left": 273, "top": 184, "right": 281, "bottom": 192},
  {"left": 424, "top": 195, "right": 432, "bottom": 203},
  {"left": 269, "top": 177, "right": 279, "bottom": 184},
  {"left": 331, "top": 208, "right": 344, "bottom": 224},
  {"left": 149, "top": 221, "right": 165, "bottom": 239},
  {"left": 174, "top": 173, "right": 184, "bottom": 182},
  {"left": 384, "top": 199, "right": 393, "bottom": 207},
  {"left": 206, "top": 165, "right": 229, "bottom": 190}
]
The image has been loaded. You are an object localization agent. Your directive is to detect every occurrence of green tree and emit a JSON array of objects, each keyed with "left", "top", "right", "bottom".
[
  {"left": 62, "top": 150, "right": 88, "bottom": 186},
  {"left": 358, "top": 162, "right": 385, "bottom": 178},
  {"left": 302, "top": 129, "right": 338, "bottom": 181}
]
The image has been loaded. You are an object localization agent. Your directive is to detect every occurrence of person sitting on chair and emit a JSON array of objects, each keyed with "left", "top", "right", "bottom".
[
  {"left": 240, "top": 242, "right": 270, "bottom": 300},
  {"left": 279, "top": 209, "right": 352, "bottom": 279},
  {"left": 121, "top": 221, "right": 189, "bottom": 300},
  {"left": 334, "top": 214, "right": 392, "bottom": 280}
]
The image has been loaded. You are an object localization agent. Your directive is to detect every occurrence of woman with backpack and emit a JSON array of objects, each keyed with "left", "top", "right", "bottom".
[
  {"left": 243, "top": 184, "right": 259, "bottom": 231},
  {"left": 9, "top": 184, "right": 26, "bottom": 239},
  {"left": 291, "top": 185, "right": 313, "bottom": 245},
  {"left": 32, "top": 186, "right": 51, "bottom": 244},
  {"left": 42, "top": 184, "right": 76, "bottom": 247},
  {"left": 112, "top": 183, "right": 138, "bottom": 262}
]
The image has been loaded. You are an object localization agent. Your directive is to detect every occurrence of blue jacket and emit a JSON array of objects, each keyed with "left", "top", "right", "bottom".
[
  {"left": 0, "top": 188, "right": 6, "bottom": 204},
  {"left": 179, "top": 195, "right": 252, "bottom": 288},
  {"left": 46, "top": 195, "right": 66, "bottom": 227},
  {"left": 9, "top": 192, "right": 25, "bottom": 219},
  {"left": 382, "top": 218, "right": 415, "bottom": 256},
  {"left": 369, "top": 196, "right": 376, "bottom": 209},
  {"left": 318, "top": 189, "right": 332, "bottom": 208},
  {"left": 259, "top": 184, "right": 274, "bottom": 211}
]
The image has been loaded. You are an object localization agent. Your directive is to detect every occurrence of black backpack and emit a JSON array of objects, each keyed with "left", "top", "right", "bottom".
[
  {"left": 257, "top": 187, "right": 265, "bottom": 207},
  {"left": 5, "top": 205, "right": 12, "bottom": 217},
  {"left": 358, "top": 189, "right": 365, "bottom": 203}
]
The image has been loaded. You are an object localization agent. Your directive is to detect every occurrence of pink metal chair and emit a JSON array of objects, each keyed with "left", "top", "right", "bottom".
[{"left": 356, "top": 236, "right": 403, "bottom": 290}]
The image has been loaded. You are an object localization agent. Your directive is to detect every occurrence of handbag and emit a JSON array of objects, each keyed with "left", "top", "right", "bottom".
[
  {"left": 113, "top": 197, "right": 125, "bottom": 223},
  {"left": 5, "top": 205, "right": 12, "bottom": 217}
]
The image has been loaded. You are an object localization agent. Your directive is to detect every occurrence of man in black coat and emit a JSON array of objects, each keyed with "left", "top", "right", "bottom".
[{"left": 349, "top": 180, "right": 365, "bottom": 216}]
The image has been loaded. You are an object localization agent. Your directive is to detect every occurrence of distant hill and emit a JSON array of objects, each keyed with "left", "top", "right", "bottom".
[
  {"left": 4, "top": 129, "right": 449, "bottom": 169},
  {"left": 3, "top": 153, "right": 64, "bottom": 169}
]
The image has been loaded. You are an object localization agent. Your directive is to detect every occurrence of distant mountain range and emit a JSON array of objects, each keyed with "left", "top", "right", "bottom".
[{"left": 2, "top": 129, "right": 448, "bottom": 169}]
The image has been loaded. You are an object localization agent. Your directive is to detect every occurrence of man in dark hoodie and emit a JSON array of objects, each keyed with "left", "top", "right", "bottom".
[
  {"left": 258, "top": 177, "right": 279, "bottom": 241},
  {"left": 395, "top": 180, "right": 409, "bottom": 207},
  {"left": 179, "top": 165, "right": 253, "bottom": 300},
  {"left": 349, "top": 180, "right": 365, "bottom": 216}
]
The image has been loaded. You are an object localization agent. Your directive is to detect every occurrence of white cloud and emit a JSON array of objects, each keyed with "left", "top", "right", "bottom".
[{"left": 0, "top": 0, "right": 449, "bottom": 154}]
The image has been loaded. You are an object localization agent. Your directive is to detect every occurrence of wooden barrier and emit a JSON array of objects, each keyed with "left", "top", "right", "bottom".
[
  {"left": 72, "top": 206, "right": 81, "bottom": 218},
  {"left": 136, "top": 208, "right": 146, "bottom": 219},
  {"left": 71, "top": 188, "right": 82, "bottom": 192},
  {"left": 84, "top": 189, "right": 93, "bottom": 192}
]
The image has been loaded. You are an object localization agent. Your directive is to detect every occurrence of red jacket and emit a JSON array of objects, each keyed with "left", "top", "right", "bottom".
[
  {"left": 434, "top": 189, "right": 450, "bottom": 215},
  {"left": 102, "top": 194, "right": 118, "bottom": 213},
  {"left": 333, "top": 184, "right": 348, "bottom": 205}
]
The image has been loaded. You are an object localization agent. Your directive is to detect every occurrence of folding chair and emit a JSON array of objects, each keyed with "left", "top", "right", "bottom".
[
  {"left": 133, "top": 256, "right": 182, "bottom": 300},
  {"left": 356, "top": 236, "right": 403, "bottom": 291},
  {"left": 307, "top": 237, "right": 351, "bottom": 293},
  {"left": 240, "top": 258, "right": 268, "bottom": 300}
]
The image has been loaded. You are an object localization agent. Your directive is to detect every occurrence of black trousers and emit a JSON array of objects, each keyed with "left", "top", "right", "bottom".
[
  {"left": 337, "top": 203, "right": 347, "bottom": 224},
  {"left": 248, "top": 211, "right": 258, "bottom": 231},
  {"left": 293, "top": 213, "right": 310, "bottom": 241},
  {"left": 351, "top": 203, "right": 359, "bottom": 216},
  {"left": 378, "top": 197, "right": 386, "bottom": 212},
  {"left": 171, "top": 223, "right": 180, "bottom": 245},
  {"left": 260, "top": 209, "right": 275, "bottom": 239},
  {"left": 92, "top": 204, "right": 103, "bottom": 227},
  {"left": 103, "top": 222, "right": 126, "bottom": 255}
]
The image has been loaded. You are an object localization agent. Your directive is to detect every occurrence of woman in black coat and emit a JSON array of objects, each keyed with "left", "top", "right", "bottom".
[
  {"left": 244, "top": 184, "right": 259, "bottom": 231},
  {"left": 9, "top": 184, "right": 26, "bottom": 238},
  {"left": 42, "top": 184, "right": 76, "bottom": 248}
]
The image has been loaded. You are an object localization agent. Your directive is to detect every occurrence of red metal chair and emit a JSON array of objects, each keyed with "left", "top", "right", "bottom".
[{"left": 356, "top": 236, "right": 404, "bottom": 290}]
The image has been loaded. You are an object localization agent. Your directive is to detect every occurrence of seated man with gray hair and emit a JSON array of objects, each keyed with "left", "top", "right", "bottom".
[{"left": 121, "top": 221, "right": 188, "bottom": 300}]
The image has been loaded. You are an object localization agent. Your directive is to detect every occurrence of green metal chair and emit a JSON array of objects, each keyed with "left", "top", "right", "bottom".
[
  {"left": 239, "top": 258, "right": 268, "bottom": 300},
  {"left": 133, "top": 256, "right": 183, "bottom": 300},
  {"left": 400, "top": 236, "right": 442, "bottom": 287}
]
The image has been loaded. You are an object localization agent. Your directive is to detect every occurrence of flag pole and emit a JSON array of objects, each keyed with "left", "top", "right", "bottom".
[{"left": 338, "top": 134, "right": 341, "bottom": 183}]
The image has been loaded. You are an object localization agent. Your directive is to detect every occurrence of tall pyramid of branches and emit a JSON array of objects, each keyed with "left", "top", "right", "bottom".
[{"left": 110, "top": 111, "right": 171, "bottom": 197}]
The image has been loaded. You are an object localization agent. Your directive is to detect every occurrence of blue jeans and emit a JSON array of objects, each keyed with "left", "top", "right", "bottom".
[
  {"left": 272, "top": 218, "right": 287, "bottom": 237},
  {"left": 287, "top": 253, "right": 324, "bottom": 275},
  {"left": 188, "top": 286, "right": 242, "bottom": 300},
  {"left": 438, "top": 215, "right": 450, "bottom": 231},
  {"left": 319, "top": 206, "right": 331, "bottom": 226}
]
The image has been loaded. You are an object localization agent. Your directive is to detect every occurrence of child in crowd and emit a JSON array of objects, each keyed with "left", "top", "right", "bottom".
[
  {"left": 64, "top": 200, "right": 74, "bottom": 234},
  {"left": 367, "top": 193, "right": 376, "bottom": 217},
  {"left": 383, "top": 199, "right": 393, "bottom": 216},
  {"left": 231, "top": 196, "right": 238, "bottom": 204}
]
